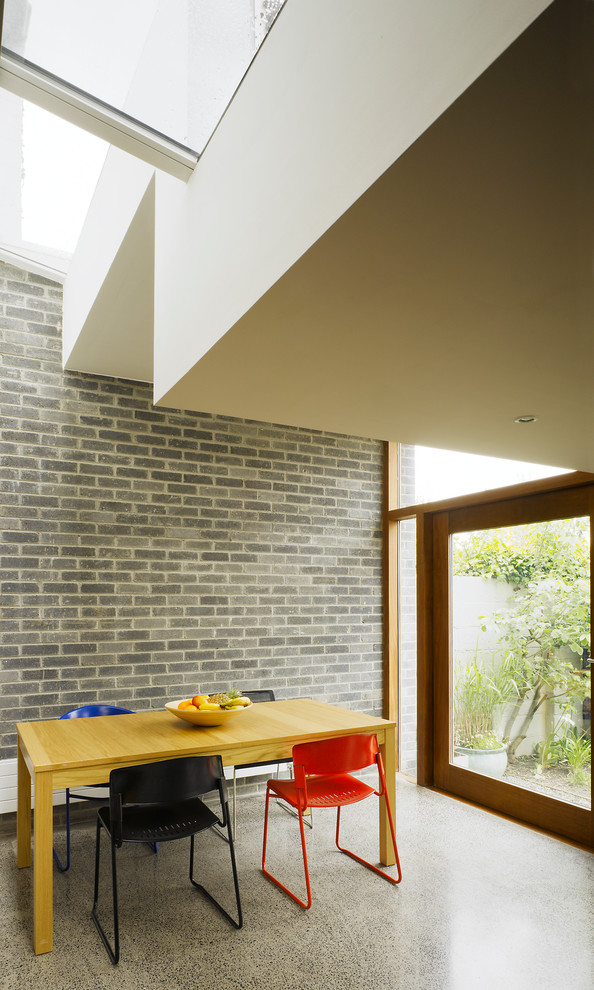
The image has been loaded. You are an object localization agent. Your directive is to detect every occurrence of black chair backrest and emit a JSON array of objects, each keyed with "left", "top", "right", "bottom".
[
  {"left": 110, "top": 755, "right": 223, "bottom": 810},
  {"left": 245, "top": 690, "right": 275, "bottom": 703}
]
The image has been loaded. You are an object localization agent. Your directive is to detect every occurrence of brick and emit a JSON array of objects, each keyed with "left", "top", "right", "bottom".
[{"left": 0, "top": 259, "right": 384, "bottom": 761}]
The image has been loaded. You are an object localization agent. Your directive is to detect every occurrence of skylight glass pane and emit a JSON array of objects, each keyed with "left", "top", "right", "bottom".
[
  {"left": 3, "top": 0, "right": 160, "bottom": 118},
  {"left": 0, "top": 87, "right": 108, "bottom": 262},
  {"left": 21, "top": 101, "right": 108, "bottom": 254},
  {"left": 3, "top": 0, "right": 285, "bottom": 152}
]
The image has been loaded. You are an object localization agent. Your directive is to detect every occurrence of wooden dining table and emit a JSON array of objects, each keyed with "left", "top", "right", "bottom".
[{"left": 16, "top": 697, "right": 397, "bottom": 954}]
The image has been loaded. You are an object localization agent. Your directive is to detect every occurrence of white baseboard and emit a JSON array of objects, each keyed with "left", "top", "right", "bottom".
[{"left": 0, "top": 758, "right": 71, "bottom": 815}]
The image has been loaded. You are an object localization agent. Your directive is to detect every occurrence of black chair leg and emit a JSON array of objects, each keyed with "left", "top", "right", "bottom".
[
  {"left": 91, "top": 818, "right": 120, "bottom": 964},
  {"left": 53, "top": 789, "right": 71, "bottom": 872},
  {"left": 189, "top": 816, "right": 243, "bottom": 929}
]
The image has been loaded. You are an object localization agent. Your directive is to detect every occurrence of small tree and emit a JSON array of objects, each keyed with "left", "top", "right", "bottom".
[{"left": 486, "top": 576, "right": 590, "bottom": 761}]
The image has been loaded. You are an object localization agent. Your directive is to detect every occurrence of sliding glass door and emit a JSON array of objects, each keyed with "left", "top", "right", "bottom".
[{"left": 432, "top": 484, "right": 592, "bottom": 846}]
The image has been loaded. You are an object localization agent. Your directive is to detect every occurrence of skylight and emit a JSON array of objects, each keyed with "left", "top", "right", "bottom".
[
  {"left": 2, "top": 0, "right": 285, "bottom": 152},
  {"left": 3, "top": 0, "right": 159, "bottom": 121},
  {"left": 0, "top": 0, "right": 285, "bottom": 268},
  {"left": 0, "top": 86, "right": 108, "bottom": 273},
  {"left": 20, "top": 98, "right": 109, "bottom": 255}
]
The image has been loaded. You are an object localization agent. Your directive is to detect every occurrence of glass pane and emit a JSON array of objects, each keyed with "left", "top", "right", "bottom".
[
  {"left": 0, "top": 88, "right": 108, "bottom": 260},
  {"left": 451, "top": 518, "right": 591, "bottom": 811},
  {"left": 3, "top": 0, "right": 158, "bottom": 112},
  {"left": 398, "top": 517, "right": 417, "bottom": 777},
  {"left": 3, "top": 0, "right": 285, "bottom": 152},
  {"left": 399, "top": 443, "right": 568, "bottom": 509}
]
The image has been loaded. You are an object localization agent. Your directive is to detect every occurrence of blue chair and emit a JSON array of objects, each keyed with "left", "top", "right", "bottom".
[{"left": 53, "top": 705, "right": 137, "bottom": 872}]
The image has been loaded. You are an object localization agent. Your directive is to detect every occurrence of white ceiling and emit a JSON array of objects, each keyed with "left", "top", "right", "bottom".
[
  {"left": 56, "top": 1, "right": 593, "bottom": 472},
  {"left": 158, "top": 0, "right": 593, "bottom": 471}
]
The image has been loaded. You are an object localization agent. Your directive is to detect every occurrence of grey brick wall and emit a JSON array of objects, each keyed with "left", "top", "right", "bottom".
[{"left": 0, "top": 261, "right": 384, "bottom": 761}]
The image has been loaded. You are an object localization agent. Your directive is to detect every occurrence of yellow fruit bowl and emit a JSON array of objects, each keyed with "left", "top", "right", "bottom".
[{"left": 165, "top": 700, "right": 253, "bottom": 727}]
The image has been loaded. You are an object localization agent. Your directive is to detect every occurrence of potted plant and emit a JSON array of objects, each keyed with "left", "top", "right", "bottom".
[{"left": 452, "top": 656, "right": 516, "bottom": 778}]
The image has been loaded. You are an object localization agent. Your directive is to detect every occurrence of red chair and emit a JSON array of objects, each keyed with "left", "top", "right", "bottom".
[{"left": 261, "top": 733, "right": 402, "bottom": 908}]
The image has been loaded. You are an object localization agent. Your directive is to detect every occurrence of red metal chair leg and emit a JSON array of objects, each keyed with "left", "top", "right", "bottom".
[
  {"left": 262, "top": 784, "right": 313, "bottom": 909},
  {"left": 335, "top": 795, "right": 402, "bottom": 885}
]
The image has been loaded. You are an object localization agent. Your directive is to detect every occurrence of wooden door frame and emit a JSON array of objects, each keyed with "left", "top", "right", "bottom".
[
  {"left": 384, "top": 454, "right": 594, "bottom": 847},
  {"left": 383, "top": 441, "right": 399, "bottom": 727}
]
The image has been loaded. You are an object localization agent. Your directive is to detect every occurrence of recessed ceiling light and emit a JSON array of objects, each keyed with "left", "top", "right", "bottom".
[{"left": 514, "top": 415, "right": 538, "bottom": 424}]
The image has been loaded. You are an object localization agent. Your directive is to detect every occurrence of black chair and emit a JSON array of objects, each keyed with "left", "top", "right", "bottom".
[
  {"left": 53, "top": 704, "right": 135, "bottom": 872},
  {"left": 229, "top": 690, "right": 303, "bottom": 835},
  {"left": 91, "top": 755, "right": 242, "bottom": 964}
]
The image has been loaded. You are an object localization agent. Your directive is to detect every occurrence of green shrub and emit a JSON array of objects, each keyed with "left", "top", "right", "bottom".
[
  {"left": 453, "top": 657, "right": 517, "bottom": 749},
  {"left": 453, "top": 519, "right": 589, "bottom": 588}
]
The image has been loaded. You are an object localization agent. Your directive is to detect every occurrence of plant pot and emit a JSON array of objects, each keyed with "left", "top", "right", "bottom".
[{"left": 453, "top": 745, "right": 508, "bottom": 779}]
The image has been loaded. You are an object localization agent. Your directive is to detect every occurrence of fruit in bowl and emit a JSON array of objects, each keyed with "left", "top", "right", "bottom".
[
  {"left": 178, "top": 690, "right": 251, "bottom": 712},
  {"left": 166, "top": 690, "right": 253, "bottom": 726}
]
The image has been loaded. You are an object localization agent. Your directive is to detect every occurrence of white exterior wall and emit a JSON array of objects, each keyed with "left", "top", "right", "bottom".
[{"left": 453, "top": 576, "right": 512, "bottom": 668}]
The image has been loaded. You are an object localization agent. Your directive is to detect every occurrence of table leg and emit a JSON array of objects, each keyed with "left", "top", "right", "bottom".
[
  {"left": 17, "top": 739, "right": 32, "bottom": 869},
  {"left": 33, "top": 772, "right": 53, "bottom": 954},
  {"left": 379, "top": 724, "right": 397, "bottom": 866}
]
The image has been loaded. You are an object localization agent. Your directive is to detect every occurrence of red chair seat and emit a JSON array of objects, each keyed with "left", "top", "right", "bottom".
[{"left": 268, "top": 773, "right": 375, "bottom": 809}]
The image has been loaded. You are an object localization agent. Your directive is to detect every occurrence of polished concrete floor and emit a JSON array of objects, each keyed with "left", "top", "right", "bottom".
[{"left": 0, "top": 777, "right": 592, "bottom": 990}]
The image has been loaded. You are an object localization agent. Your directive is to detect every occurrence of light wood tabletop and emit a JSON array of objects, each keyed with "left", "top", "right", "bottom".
[{"left": 17, "top": 698, "right": 397, "bottom": 954}]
